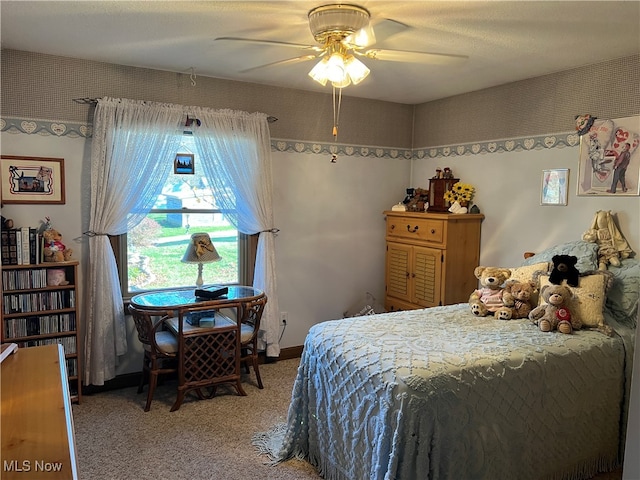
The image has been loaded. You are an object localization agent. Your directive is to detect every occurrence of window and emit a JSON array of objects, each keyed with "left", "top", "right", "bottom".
[{"left": 116, "top": 134, "right": 253, "bottom": 297}]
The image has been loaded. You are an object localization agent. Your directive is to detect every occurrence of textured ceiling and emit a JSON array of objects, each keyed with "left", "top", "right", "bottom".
[{"left": 1, "top": 1, "right": 639, "bottom": 105}]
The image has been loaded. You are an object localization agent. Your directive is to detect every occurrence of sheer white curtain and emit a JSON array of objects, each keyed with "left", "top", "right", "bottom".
[
  {"left": 84, "top": 98, "right": 184, "bottom": 385},
  {"left": 192, "top": 108, "right": 280, "bottom": 357}
]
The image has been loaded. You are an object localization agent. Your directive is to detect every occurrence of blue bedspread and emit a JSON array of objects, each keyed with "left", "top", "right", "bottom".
[{"left": 272, "top": 304, "right": 633, "bottom": 480}]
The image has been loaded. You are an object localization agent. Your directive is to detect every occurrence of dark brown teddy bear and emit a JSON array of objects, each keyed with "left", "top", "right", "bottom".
[{"left": 549, "top": 254, "right": 579, "bottom": 287}]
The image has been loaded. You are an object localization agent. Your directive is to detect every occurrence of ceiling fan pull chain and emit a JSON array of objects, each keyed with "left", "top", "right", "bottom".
[
  {"left": 331, "top": 85, "right": 342, "bottom": 163},
  {"left": 332, "top": 85, "right": 343, "bottom": 139}
]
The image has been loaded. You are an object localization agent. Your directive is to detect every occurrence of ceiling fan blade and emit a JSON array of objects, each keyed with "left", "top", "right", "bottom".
[
  {"left": 344, "top": 24, "right": 376, "bottom": 48},
  {"left": 239, "top": 54, "right": 319, "bottom": 73},
  {"left": 215, "top": 36, "right": 321, "bottom": 52},
  {"left": 368, "top": 18, "right": 410, "bottom": 45},
  {"left": 361, "top": 48, "right": 468, "bottom": 65}
]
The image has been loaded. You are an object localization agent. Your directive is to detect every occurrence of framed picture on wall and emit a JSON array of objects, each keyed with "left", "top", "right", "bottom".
[
  {"left": 0, "top": 155, "right": 65, "bottom": 204},
  {"left": 541, "top": 169, "right": 569, "bottom": 206},
  {"left": 577, "top": 115, "right": 640, "bottom": 196},
  {"left": 174, "top": 153, "right": 195, "bottom": 174}
]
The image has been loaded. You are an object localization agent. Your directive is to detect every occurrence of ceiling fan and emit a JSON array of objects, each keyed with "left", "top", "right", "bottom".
[{"left": 215, "top": 3, "right": 468, "bottom": 89}]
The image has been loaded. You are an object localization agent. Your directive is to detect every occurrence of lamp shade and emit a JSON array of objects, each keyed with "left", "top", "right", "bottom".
[{"left": 181, "top": 233, "right": 221, "bottom": 264}]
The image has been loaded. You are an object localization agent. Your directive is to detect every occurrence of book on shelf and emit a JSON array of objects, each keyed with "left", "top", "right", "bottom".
[
  {"left": 20, "top": 227, "right": 29, "bottom": 265},
  {"left": 1, "top": 227, "right": 43, "bottom": 265},
  {"left": 7, "top": 229, "right": 18, "bottom": 265},
  {"left": 1, "top": 230, "right": 9, "bottom": 265}
]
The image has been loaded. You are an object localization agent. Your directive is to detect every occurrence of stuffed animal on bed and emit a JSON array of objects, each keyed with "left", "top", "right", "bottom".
[
  {"left": 529, "top": 284, "right": 581, "bottom": 334},
  {"left": 502, "top": 279, "right": 536, "bottom": 319},
  {"left": 469, "top": 266, "right": 513, "bottom": 320},
  {"left": 549, "top": 254, "right": 580, "bottom": 287},
  {"left": 582, "top": 210, "right": 634, "bottom": 270}
]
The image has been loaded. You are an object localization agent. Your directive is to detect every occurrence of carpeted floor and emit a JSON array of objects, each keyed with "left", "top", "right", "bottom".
[
  {"left": 73, "top": 357, "right": 624, "bottom": 480},
  {"left": 72, "top": 358, "right": 320, "bottom": 480}
]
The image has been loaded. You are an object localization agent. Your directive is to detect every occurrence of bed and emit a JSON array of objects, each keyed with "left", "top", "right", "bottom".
[{"left": 256, "top": 241, "right": 639, "bottom": 480}]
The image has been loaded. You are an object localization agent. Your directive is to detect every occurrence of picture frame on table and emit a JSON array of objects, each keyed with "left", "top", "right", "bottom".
[
  {"left": 577, "top": 115, "right": 640, "bottom": 196},
  {"left": 541, "top": 168, "right": 569, "bottom": 206},
  {"left": 0, "top": 155, "right": 65, "bottom": 204}
]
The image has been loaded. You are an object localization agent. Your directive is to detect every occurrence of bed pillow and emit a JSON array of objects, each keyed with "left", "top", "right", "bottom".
[
  {"left": 537, "top": 271, "right": 613, "bottom": 328},
  {"left": 521, "top": 241, "right": 599, "bottom": 273},
  {"left": 509, "top": 262, "right": 549, "bottom": 282}
]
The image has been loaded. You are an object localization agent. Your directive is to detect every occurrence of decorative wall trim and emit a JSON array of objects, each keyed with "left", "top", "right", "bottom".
[
  {"left": 1, "top": 116, "right": 578, "bottom": 159},
  {"left": 271, "top": 138, "right": 413, "bottom": 160},
  {"left": 1, "top": 116, "right": 93, "bottom": 138},
  {"left": 413, "top": 132, "right": 579, "bottom": 159}
]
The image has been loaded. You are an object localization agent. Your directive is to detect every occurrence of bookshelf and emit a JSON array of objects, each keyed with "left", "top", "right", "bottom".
[{"left": 1, "top": 261, "right": 81, "bottom": 403}]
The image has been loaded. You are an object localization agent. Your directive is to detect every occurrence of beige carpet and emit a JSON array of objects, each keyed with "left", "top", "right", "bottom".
[
  {"left": 72, "top": 358, "right": 320, "bottom": 480},
  {"left": 73, "top": 357, "right": 624, "bottom": 480}
]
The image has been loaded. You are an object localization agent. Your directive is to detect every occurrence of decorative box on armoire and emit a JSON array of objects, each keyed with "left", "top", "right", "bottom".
[
  {"left": 384, "top": 211, "right": 483, "bottom": 312},
  {"left": 427, "top": 178, "right": 459, "bottom": 212}
]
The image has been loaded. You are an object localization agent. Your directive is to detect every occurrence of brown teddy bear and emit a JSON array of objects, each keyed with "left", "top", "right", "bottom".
[
  {"left": 502, "top": 279, "right": 536, "bottom": 319},
  {"left": 43, "top": 228, "right": 73, "bottom": 262},
  {"left": 528, "top": 284, "right": 581, "bottom": 334},
  {"left": 469, "top": 266, "right": 513, "bottom": 320}
]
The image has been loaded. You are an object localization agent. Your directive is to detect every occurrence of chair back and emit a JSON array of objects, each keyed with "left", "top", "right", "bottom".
[
  {"left": 240, "top": 296, "right": 267, "bottom": 343},
  {"left": 128, "top": 305, "right": 174, "bottom": 355}
]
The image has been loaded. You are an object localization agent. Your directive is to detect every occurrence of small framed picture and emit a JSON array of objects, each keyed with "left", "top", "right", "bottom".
[
  {"left": 0, "top": 155, "right": 65, "bottom": 204},
  {"left": 174, "top": 153, "right": 195, "bottom": 174},
  {"left": 541, "top": 169, "right": 569, "bottom": 206}
]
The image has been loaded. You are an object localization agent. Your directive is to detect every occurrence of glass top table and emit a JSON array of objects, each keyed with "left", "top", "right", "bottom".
[
  {"left": 129, "top": 285, "right": 266, "bottom": 411},
  {"left": 130, "top": 285, "right": 264, "bottom": 311}
]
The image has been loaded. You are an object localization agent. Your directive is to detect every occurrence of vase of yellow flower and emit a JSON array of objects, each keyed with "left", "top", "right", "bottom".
[{"left": 443, "top": 182, "right": 475, "bottom": 210}]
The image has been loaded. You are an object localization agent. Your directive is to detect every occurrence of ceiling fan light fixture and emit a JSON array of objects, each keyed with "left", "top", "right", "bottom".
[
  {"left": 344, "top": 55, "right": 370, "bottom": 84},
  {"left": 308, "top": 57, "right": 330, "bottom": 86},
  {"left": 308, "top": 4, "right": 370, "bottom": 43},
  {"left": 326, "top": 51, "right": 346, "bottom": 83},
  {"left": 331, "top": 76, "right": 351, "bottom": 89}
]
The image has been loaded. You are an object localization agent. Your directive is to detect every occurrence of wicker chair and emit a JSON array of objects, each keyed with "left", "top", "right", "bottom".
[
  {"left": 128, "top": 305, "right": 178, "bottom": 411},
  {"left": 238, "top": 296, "right": 268, "bottom": 389}
]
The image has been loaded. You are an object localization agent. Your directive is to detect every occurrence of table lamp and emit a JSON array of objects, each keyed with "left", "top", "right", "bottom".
[{"left": 181, "top": 232, "right": 221, "bottom": 287}]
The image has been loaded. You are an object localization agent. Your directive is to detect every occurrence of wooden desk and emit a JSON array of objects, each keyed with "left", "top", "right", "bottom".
[
  {"left": 130, "top": 286, "right": 266, "bottom": 411},
  {"left": 1, "top": 344, "right": 78, "bottom": 480}
]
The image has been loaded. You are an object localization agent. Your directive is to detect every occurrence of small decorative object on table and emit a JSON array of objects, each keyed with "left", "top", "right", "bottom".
[{"left": 195, "top": 285, "right": 229, "bottom": 299}]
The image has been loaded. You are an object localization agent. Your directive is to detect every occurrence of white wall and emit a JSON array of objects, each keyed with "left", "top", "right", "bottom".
[
  {"left": 412, "top": 146, "right": 640, "bottom": 267},
  {"left": 272, "top": 150, "right": 410, "bottom": 346},
  {"left": 1, "top": 132, "right": 88, "bottom": 283}
]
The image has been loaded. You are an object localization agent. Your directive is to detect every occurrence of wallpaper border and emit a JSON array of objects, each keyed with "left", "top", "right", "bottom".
[{"left": 1, "top": 116, "right": 578, "bottom": 159}]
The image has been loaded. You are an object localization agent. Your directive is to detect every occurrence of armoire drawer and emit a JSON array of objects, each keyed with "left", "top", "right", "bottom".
[{"left": 386, "top": 217, "right": 444, "bottom": 244}]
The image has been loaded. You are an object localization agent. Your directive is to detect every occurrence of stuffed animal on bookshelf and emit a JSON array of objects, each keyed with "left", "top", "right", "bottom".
[
  {"left": 43, "top": 228, "right": 73, "bottom": 262},
  {"left": 1, "top": 215, "right": 14, "bottom": 230}
]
